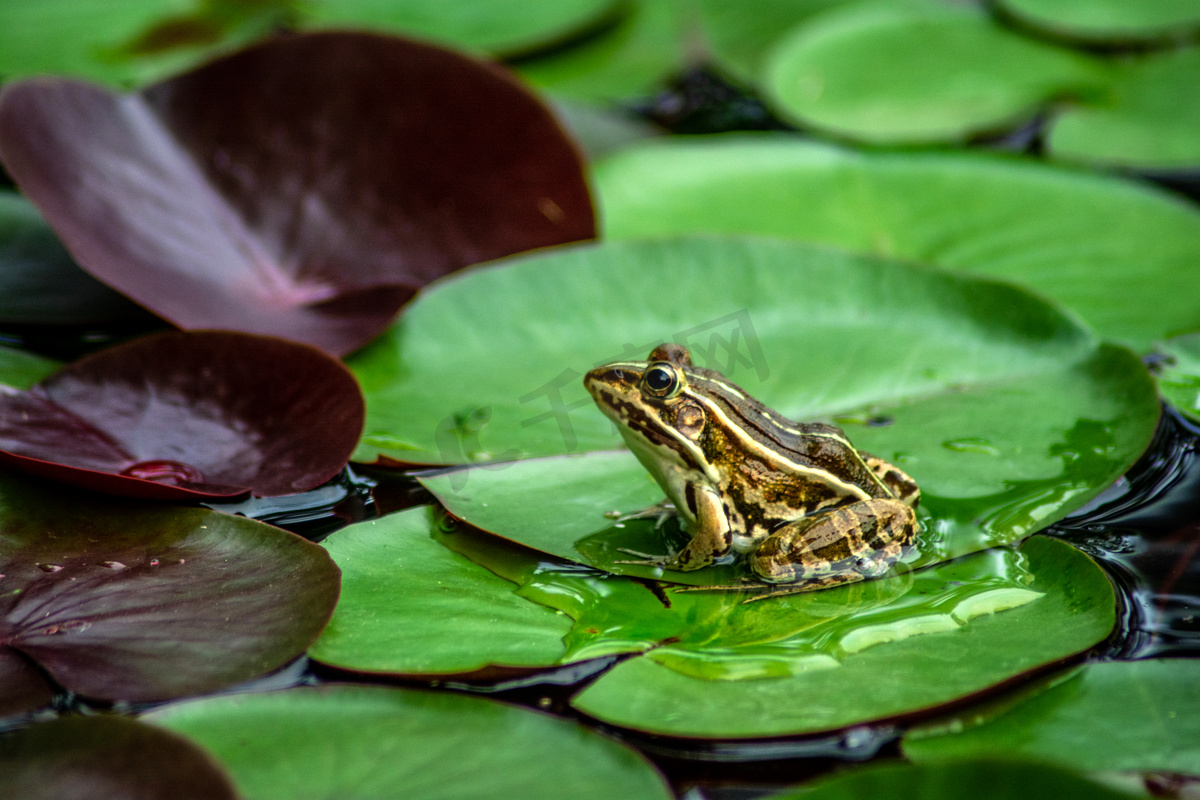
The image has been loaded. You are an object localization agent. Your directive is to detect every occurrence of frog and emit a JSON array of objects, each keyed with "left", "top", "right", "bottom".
[{"left": 583, "top": 343, "right": 919, "bottom": 596}]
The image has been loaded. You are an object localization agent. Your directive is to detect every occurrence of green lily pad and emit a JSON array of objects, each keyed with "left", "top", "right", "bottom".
[
  {"left": 765, "top": 760, "right": 1144, "bottom": 800},
  {"left": 0, "top": 716, "right": 237, "bottom": 800},
  {"left": 0, "top": 0, "right": 286, "bottom": 85},
  {"left": 997, "top": 0, "right": 1200, "bottom": 44},
  {"left": 517, "top": 0, "right": 685, "bottom": 102},
  {"left": 308, "top": 507, "right": 571, "bottom": 675},
  {"left": 904, "top": 660, "right": 1200, "bottom": 776},
  {"left": 764, "top": 3, "right": 1103, "bottom": 144},
  {"left": 0, "top": 345, "right": 59, "bottom": 391},
  {"left": 567, "top": 536, "right": 1114, "bottom": 737},
  {"left": 594, "top": 135, "right": 1200, "bottom": 350},
  {"left": 1157, "top": 333, "right": 1200, "bottom": 422},
  {"left": 145, "top": 686, "right": 673, "bottom": 800},
  {"left": 1049, "top": 46, "right": 1200, "bottom": 170},
  {"left": 301, "top": 0, "right": 616, "bottom": 56}
]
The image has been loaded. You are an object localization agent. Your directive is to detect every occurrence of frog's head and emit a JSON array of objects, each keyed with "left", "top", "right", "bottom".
[{"left": 584, "top": 344, "right": 713, "bottom": 477}]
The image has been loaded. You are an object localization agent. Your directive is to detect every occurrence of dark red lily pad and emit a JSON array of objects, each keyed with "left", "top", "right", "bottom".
[
  {"left": 0, "top": 31, "right": 595, "bottom": 356},
  {"left": 0, "top": 330, "right": 364, "bottom": 500},
  {"left": 0, "top": 716, "right": 237, "bottom": 800},
  {"left": 0, "top": 467, "right": 340, "bottom": 706}
]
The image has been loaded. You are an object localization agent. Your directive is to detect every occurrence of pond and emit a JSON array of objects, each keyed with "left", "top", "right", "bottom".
[{"left": 1, "top": 2, "right": 1200, "bottom": 799}]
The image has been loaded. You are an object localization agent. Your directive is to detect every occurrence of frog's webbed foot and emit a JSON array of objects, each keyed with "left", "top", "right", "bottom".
[
  {"left": 614, "top": 547, "right": 678, "bottom": 569},
  {"left": 604, "top": 500, "right": 678, "bottom": 529}
]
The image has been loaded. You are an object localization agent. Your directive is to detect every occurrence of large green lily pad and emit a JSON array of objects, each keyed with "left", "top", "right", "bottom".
[
  {"left": 766, "top": 760, "right": 1144, "bottom": 800},
  {"left": 1049, "top": 46, "right": 1200, "bottom": 170},
  {"left": 1157, "top": 333, "right": 1200, "bottom": 422},
  {"left": 145, "top": 685, "right": 673, "bottom": 800},
  {"left": 903, "top": 659, "right": 1200, "bottom": 775},
  {"left": 301, "top": 0, "right": 617, "bottom": 56},
  {"left": 996, "top": 0, "right": 1200, "bottom": 44},
  {"left": 594, "top": 136, "right": 1200, "bottom": 349},
  {"left": 567, "top": 536, "right": 1114, "bottom": 737},
  {"left": 764, "top": 2, "right": 1103, "bottom": 143},
  {"left": 308, "top": 507, "right": 571, "bottom": 675}
]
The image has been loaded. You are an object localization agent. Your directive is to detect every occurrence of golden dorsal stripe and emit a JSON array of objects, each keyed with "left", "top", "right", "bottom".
[{"left": 690, "top": 393, "right": 873, "bottom": 501}]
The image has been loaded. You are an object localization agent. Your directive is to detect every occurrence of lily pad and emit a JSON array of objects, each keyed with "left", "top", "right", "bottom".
[
  {"left": 0, "top": 345, "right": 59, "bottom": 391},
  {"left": 996, "top": 0, "right": 1200, "bottom": 44},
  {"left": 308, "top": 507, "right": 571, "bottom": 675},
  {"left": 0, "top": 31, "right": 594, "bottom": 356},
  {"left": 764, "top": 3, "right": 1103, "bottom": 144},
  {"left": 1157, "top": 333, "right": 1200, "bottom": 422},
  {"left": 302, "top": 0, "right": 618, "bottom": 57},
  {"left": 594, "top": 135, "right": 1200, "bottom": 349},
  {"left": 145, "top": 685, "right": 674, "bottom": 800},
  {"left": 765, "top": 760, "right": 1144, "bottom": 800},
  {"left": 567, "top": 536, "right": 1114, "bottom": 737},
  {"left": 0, "top": 715, "right": 237, "bottom": 800},
  {"left": 904, "top": 660, "right": 1200, "bottom": 776},
  {"left": 1048, "top": 46, "right": 1200, "bottom": 170},
  {"left": 0, "top": 468, "right": 340, "bottom": 707},
  {"left": 0, "top": 331, "right": 364, "bottom": 500}
]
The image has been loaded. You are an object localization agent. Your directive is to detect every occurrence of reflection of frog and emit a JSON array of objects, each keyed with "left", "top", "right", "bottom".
[{"left": 584, "top": 343, "right": 919, "bottom": 592}]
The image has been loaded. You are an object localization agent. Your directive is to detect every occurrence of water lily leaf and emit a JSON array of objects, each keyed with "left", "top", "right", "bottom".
[
  {"left": 0, "top": 31, "right": 594, "bottom": 356},
  {"left": 0, "top": 331, "right": 364, "bottom": 500},
  {"left": 764, "top": 3, "right": 1104, "bottom": 143},
  {"left": 522, "top": 0, "right": 696, "bottom": 104},
  {"left": 568, "top": 536, "right": 1113, "bottom": 737},
  {"left": 1048, "top": 47, "right": 1200, "bottom": 170},
  {"left": 145, "top": 685, "right": 674, "bottom": 800},
  {"left": 765, "top": 760, "right": 1144, "bottom": 800},
  {"left": 996, "top": 0, "right": 1200, "bottom": 44},
  {"left": 0, "top": 345, "right": 59, "bottom": 392},
  {"left": 0, "top": 716, "right": 237, "bottom": 800},
  {"left": 594, "top": 135, "right": 1200, "bottom": 349},
  {"left": 0, "top": 468, "right": 340, "bottom": 704},
  {"left": 1157, "top": 333, "right": 1200, "bottom": 422},
  {"left": 0, "top": 648, "right": 55, "bottom": 718},
  {"left": 308, "top": 507, "right": 571, "bottom": 675},
  {"left": 904, "top": 660, "right": 1200, "bottom": 776},
  {"left": 0, "top": 191, "right": 153, "bottom": 327},
  {"left": 302, "top": 0, "right": 618, "bottom": 57}
]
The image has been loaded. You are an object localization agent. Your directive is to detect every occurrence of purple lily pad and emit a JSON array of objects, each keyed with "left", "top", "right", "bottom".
[
  {"left": 0, "top": 330, "right": 364, "bottom": 500},
  {"left": 0, "top": 468, "right": 340, "bottom": 706},
  {"left": 0, "top": 716, "right": 237, "bottom": 800},
  {"left": 0, "top": 31, "right": 595, "bottom": 356}
]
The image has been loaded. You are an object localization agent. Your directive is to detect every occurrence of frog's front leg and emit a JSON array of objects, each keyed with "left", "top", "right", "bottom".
[
  {"left": 617, "top": 484, "right": 732, "bottom": 571},
  {"left": 749, "top": 498, "right": 915, "bottom": 585}
]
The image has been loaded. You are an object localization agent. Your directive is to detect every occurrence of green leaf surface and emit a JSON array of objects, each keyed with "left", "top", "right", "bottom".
[
  {"left": 997, "top": 0, "right": 1200, "bottom": 44},
  {"left": 568, "top": 536, "right": 1114, "bottom": 737},
  {"left": 1157, "top": 333, "right": 1200, "bottom": 422},
  {"left": 301, "top": 0, "right": 616, "bottom": 56},
  {"left": 0, "top": 346, "right": 60, "bottom": 391},
  {"left": 0, "top": 0, "right": 286, "bottom": 84},
  {"left": 766, "top": 760, "right": 1144, "bottom": 800},
  {"left": 1049, "top": 47, "right": 1200, "bottom": 170},
  {"left": 764, "top": 2, "right": 1103, "bottom": 143},
  {"left": 308, "top": 507, "right": 571, "bottom": 675},
  {"left": 903, "top": 660, "right": 1200, "bottom": 776},
  {"left": 146, "top": 685, "right": 673, "bottom": 800},
  {"left": 517, "top": 0, "right": 685, "bottom": 102},
  {"left": 594, "top": 135, "right": 1200, "bottom": 349}
]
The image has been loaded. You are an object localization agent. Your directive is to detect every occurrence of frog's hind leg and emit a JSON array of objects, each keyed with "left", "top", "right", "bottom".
[{"left": 749, "top": 498, "right": 915, "bottom": 586}]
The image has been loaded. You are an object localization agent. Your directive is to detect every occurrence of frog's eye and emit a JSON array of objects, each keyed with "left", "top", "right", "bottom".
[{"left": 642, "top": 364, "right": 681, "bottom": 398}]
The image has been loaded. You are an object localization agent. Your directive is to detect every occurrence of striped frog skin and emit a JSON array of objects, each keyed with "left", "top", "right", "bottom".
[{"left": 584, "top": 343, "right": 919, "bottom": 593}]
